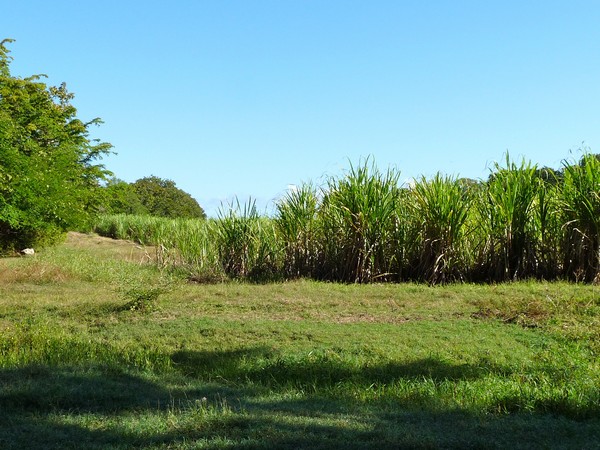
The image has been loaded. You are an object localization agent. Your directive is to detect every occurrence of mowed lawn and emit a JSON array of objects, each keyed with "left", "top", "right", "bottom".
[{"left": 0, "top": 233, "right": 599, "bottom": 449}]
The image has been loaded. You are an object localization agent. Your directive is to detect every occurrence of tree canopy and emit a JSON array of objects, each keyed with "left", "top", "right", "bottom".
[
  {"left": 131, "top": 176, "right": 206, "bottom": 219},
  {"left": 101, "top": 178, "right": 148, "bottom": 215},
  {"left": 0, "top": 39, "right": 111, "bottom": 251},
  {"left": 100, "top": 176, "right": 206, "bottom": 219}
]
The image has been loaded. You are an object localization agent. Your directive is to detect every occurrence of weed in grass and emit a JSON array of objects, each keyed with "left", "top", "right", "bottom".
[{"left": 121, "top": 286, "right": 163, "bottom": 312}]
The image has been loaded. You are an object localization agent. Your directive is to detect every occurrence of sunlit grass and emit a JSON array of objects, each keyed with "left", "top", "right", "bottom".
[{"left": 1, "top": 233, "right": 599, "bottom": 448}]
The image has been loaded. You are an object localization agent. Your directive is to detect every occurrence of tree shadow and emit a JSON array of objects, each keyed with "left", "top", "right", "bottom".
[
  {"left": 0, "top": 365, "right": 165, "bottom": 413},
  {"left": 171, "top": 347, "right": 508, "bottom": 387},
  {"left": 1, "top": 353, "right": 598, "bottom": 449},
  {"left": 0, "top": 364, "right": 235, "bottom": 449},
  {"left": 169, "top": 348, "right": 600, "bottom": 447}
]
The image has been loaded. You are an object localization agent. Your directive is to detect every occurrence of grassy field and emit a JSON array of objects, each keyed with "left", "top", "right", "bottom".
[{"left": 1, "top": 232, "right": 599, "bottom": 449}]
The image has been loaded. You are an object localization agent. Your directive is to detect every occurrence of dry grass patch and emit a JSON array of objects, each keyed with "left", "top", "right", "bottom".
[
  {"left": 65, "top": 232, "right": 155, "bottom": 263},
  {"left": 0, "top": 258, "right": 74, "bottom": 284}
]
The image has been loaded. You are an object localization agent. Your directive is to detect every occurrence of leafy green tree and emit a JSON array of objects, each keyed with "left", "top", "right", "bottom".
[
  {"left": 101, "top": 178, "right": 148, "bottom": 215},
  {"left": 0, "top": 39, "right": 111, "bottom": 252},
  {"left": 132, "top": 176, "right": 205, "bottom": 219}
]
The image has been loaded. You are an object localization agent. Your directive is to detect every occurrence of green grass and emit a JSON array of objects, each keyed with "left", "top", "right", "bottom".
[{"left": 1, "top": 233, "right": 599, "bottom": 449}]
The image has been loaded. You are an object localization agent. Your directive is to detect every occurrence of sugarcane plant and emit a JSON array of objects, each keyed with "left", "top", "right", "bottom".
[
  {"left": 561, "top": 153, "right": 600, "bottom": 282},
  {"left": 476, "top": 155, "right": 540, "bottom": 281},
  {"left": 275, "top": 183, "right": 321, "bottom": 279},
  {"left": 410, "top": 173, "right": 473, "bottom": 284},
  {"left": 319, "top": 159, "right": 401, "bottom": 282}
]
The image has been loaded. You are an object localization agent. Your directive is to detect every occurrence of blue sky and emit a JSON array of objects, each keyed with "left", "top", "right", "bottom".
[{"left": 3, "top": 1, "right": 600, "bottom": 216}]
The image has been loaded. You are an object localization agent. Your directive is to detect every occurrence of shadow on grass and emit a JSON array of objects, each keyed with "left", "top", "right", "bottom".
[
  {"left": 171, "top": 348, "right": 600, "bottom": 420},
  {"left": 0, "top": 355, "right": 598, "bottom": 449},
  {"left": 171, "top": 347, "right": 508, "bottom": 385},
  {"left": 0, "top": 365, "right": 238, "bottom": 449}
]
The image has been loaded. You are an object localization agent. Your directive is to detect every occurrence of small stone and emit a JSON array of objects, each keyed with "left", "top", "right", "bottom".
[{"left": 20, "top": 248, "right": 35, "bottom": 256}]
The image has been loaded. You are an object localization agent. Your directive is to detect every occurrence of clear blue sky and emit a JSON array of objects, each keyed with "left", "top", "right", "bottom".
[{"left": 3, "top": 1, "right": 600, "bottom": 216}]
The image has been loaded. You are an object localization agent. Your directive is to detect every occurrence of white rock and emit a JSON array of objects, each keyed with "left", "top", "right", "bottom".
[{"left": 21, "top": 248, "right": 35, "bottom": 256}]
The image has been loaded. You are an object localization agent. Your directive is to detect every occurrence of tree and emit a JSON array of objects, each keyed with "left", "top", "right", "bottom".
[
  {"left": 132, "top": 176, "right": 206, "bottom": 219},
  {"left": 0, "top": 39, "right": 111, "bottom": 252},
  {"left": 101, "top": 178, "right": 148, "bottom": 215}
]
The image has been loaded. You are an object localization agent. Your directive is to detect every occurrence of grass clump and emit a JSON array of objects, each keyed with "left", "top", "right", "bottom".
[
  {"left": 121, "top": 286, "right": 163, "bottom": 313},
  {"left": 275, "top": 183, "right": 320, "bottom": 279},
  {"left": 475, "top": 155, "right": 540, "bottom": 281}
]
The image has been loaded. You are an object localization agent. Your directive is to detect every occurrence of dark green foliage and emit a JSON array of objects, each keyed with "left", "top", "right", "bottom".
[
  {"left": 99, "top": 176, "right": 205, "bottom": 220},
  {"left": 0, "top": 39, "right": 111, "bottom": 252},
  {"left": 132, "top": 176, "right": 206, "bottom": 219},
  {"left": 535, "top": 166, "right": 562, "bottom": 185},
  {"left": 101, "top": 178, "right": 148, "bottom": 215}
]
